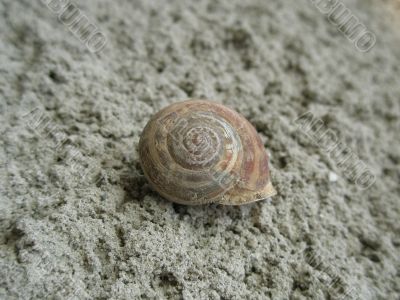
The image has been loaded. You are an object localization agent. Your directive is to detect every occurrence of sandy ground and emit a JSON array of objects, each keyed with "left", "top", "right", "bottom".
[{"left": 1, "top": 0, "right": 399, "bottom": 299}]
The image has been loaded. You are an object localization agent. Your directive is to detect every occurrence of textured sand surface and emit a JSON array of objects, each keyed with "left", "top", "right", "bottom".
[{"left": 1, "top": 0, "right": 400, "bottom": 299}]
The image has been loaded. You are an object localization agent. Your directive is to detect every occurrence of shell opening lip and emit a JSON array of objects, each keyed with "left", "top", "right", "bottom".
[{"left": 218, "top": 181, "right": 277, "bottom": 206}]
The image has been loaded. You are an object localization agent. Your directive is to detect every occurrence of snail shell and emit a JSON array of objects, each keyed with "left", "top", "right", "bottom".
[{"left": 138, "top": 99, "right": 276, "bottom": 205}]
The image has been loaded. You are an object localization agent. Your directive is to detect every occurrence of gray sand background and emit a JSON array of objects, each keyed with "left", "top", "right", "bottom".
[{"left": 1, "top": 0, "right": 400, "bottom": 299}]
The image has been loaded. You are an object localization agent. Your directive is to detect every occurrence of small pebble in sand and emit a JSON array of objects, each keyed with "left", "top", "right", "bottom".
[{"left": 329, "top": 172, "right": 339, "bottom": 182}]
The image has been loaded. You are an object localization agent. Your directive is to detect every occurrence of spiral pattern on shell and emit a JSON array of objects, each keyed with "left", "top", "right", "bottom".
[{"left": 139, "top": 99, "right": 276, "bottom": 205}]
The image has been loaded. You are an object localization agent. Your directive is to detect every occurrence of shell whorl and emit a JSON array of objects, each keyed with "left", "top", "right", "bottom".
[{"left": 139, "top": 100, "right": 276, "bottom": 205}]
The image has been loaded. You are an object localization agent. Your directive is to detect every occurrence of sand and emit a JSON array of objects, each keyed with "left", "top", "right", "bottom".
[{"left": 0, "top": 0, "right": 399, "bottom": 299}]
